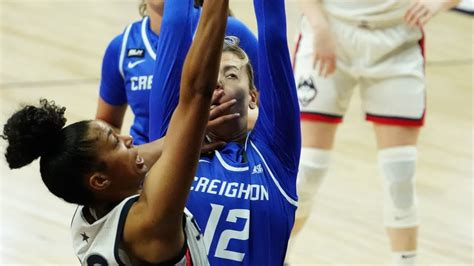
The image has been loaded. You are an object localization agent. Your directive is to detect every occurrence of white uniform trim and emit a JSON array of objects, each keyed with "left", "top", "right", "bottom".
[
  {"left": 118, "top": 24, "right": 133, "bottom": 79},
  {"left": 141, "top": 17, "right": 156, "bottom": 60},
  {"left": 215, "top": 151, "right": 249, "bottom": 172},
  {"left": 249, "top": 141, "right": 298, "bottom": 207}
]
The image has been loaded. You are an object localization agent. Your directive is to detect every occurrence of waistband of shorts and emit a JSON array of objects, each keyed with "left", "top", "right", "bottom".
[{"left": 329, "top": 15, "right": 404, "bottom": 30}]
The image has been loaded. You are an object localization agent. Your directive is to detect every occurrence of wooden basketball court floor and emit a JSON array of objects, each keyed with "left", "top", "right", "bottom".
[{"left": 0, "top": 1, "right": 472, "bottom": 265}]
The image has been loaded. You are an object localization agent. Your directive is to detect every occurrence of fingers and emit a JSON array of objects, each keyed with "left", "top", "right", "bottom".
[
  {"left": 418, "top": 11, "right": 433, "bottom": 26},
  {"left": 324, "top": 57, "right": 336, "bottom": 77},
  {"left": 405, "top": 1, "right": 431, "bottom": 27},
  {"left": 207, "top": 113, "right": 240, "bottom": 128},
  {"left": 314, "top": 55, "right": 336, "bottom": 78},
  {"left": 211, "top": 87, "right": 224, "bottom": 105},
  {"left": 209, "top": 99, "right": 237, "bottom": 120},
  {"left": 201, "top": 141, "right": 226, "bottom": 154},
  {"left": 405, "top": 2, "right": 423, "bottom": 26},
  {"left": 312, "top": 30, "right": 337, "bottom": 77}
]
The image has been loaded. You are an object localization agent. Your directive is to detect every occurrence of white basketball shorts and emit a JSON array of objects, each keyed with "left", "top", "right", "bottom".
[{"left": 293, "top": 16, "right": 426, "bottom": 126}]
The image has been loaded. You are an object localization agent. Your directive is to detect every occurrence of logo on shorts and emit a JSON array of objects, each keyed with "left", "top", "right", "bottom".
[
  {"left": 297, "top": 76, "right": 317, "bottom": 106},
  {"left": 401, "top": 254, "right": 416, "bottom": 259},
  {"left": 127, "top": 48, "right": 145, "bottom": 58}
]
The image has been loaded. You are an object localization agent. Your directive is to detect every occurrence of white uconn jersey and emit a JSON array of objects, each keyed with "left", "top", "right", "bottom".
[{"left": 71, "top": 195, "right": 208, "bottom": 266}]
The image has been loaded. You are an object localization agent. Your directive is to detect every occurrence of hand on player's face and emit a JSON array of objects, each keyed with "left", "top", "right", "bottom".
[
  {"left": 199, "top": 91, "right": 240, "bottom": 154},
  {"left": 208, "top": 88, "right": 240, "bottom": 131}
]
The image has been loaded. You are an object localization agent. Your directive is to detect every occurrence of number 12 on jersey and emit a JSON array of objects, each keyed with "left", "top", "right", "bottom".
[{"left": 203, "top": 204, "right": 250, "bottom": 262}]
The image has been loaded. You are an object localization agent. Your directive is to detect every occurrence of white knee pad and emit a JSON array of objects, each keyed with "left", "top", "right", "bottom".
[
  {"left": 296, "top": 147, "right": 331, "bottom": 220},
  {"left": 378, "top": 146, "right": 419, "bottom": 228}
]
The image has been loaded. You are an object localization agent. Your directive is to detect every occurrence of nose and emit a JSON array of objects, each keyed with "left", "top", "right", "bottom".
[{"left": 217, "top": 78, "right": 224, "bottom": 89}]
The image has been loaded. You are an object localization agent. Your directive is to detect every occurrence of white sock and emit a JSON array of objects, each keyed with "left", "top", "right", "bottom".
[{"left": 392, "top": 250, "right": 417, "bottom": 266}]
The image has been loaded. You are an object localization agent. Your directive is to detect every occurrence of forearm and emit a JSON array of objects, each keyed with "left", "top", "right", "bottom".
[
  {"left": 253, "top": 0, "right": 301, "bottom": 168},
  {"left": 144, "top": 0, "right": 228, "bottom": 219},
  {"left": 442, "top": 0, "right": 461, "bottom": 10},
  {"left": 148, "top": 0, "right": 196, "bottom": 141},
  {"left": 181, "top": 0, "right": 229, "bottom": 98},
  {"left": 95, "top": 99, "right": 127, "bottom": 133},
  {"left": 298, "top": 0, "right": 329, "bottom": 31}
]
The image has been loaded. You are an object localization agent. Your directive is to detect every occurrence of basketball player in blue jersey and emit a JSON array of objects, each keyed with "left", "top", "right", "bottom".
[
  {"left": 2, "top": 0, "right": 229, "bottom": 264},
  {"left": 148, "top": 0, "right": 300, "bottom": 264},
  {"left": 96, "top": 0, "right": 258, "bottom": 145}
]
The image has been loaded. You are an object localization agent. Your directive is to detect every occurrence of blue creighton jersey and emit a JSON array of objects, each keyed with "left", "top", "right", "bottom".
[
  {"left": 99, "top": 12, "right": 258, "bottom": 145},
  {"left": 148, "top": 0, "right": 301, "bottom": 265},
  {"left": 99, "top": 17, "right": 161, "bottom": 145}
]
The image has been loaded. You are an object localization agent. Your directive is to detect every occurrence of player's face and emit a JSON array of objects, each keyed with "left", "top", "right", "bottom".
[
  {"left": 217, "top": 51, "right": 253, "bottom": 117},
  {"left": 88, "top": 121, "right": 148, "bottom": 192},
  {"left": 146, "top": 0, "right": 164, "bottom": 13},
  {"left": 207, "top": 52, "right": 257, "bottom": 142}
]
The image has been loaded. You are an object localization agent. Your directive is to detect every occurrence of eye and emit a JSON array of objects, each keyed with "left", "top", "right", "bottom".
[
  {"left": 114, "top": 135, "right": 120, "bottom": 149},
  {"left": 226, "top": 73, "right": 238, "bottom": 79}
]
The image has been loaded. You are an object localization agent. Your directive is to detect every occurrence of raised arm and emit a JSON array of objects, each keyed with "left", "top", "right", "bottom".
[
  {"left": 125, "top": 0, "right": 228, "bottom": 262},
  {"left": 148, "top": 0, "right": 199, "bottom": 141},
  {"left": 252, "top": 0, "right": 301, "bottom": 170}
]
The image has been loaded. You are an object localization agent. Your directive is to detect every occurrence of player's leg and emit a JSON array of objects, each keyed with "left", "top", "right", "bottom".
[
  {"left": 289, "top": 14, "right": 356, "bottom": 259},
  {"left": 292, "top": 120, "right": 337, "bottom": 235},
  {"left": 292, "top": 73, "right": 354, "bottom": 239},
  {"left": 360, "top": 21, "right": 425, "bottom": 265},
  {"left": 362, "top": 75, "right": 424, "bottom": 266},
  {"left": 374, "top": 124, "right": 420, "bottom": 265}
]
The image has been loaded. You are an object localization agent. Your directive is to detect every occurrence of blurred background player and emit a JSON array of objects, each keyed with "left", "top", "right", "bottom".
[
  {"left": 292, "top": 0, "right": 460, "bottom": 265},
  {"left": 96, "top": 0, "right": 258, "bottom": 145}
]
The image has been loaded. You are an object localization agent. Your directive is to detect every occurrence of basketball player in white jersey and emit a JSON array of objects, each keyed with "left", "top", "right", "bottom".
[
  {"left": 292, "top": 0, "right": 460, "bottom": 265},
  {"left": 2, "top": 0, "right": 229, "bottom": 264}
]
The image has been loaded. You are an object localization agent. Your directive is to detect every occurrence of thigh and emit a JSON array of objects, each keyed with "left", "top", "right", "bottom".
[
  {"left": 361, "top": 75, "right": 426, "bottom": 126},
  {"left": 294, "top": 16, "right": 357, "bottom": 123},
  {"left": 301, "top": 120, "right": 338, "bottom": 149},
  {"left": 373, "top": 123, "right": 420, "bottom": 149},
  {"left": 359, "top": 25, "right": 426, "bottom": 126}
]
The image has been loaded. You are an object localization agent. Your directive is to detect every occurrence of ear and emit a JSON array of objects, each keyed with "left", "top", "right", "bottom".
[
  {"left": 88, "top": 173, "right": 111, "bottom": 191},
  {"left": 249, "top": 89, "right": 258, "bottom": 110}
]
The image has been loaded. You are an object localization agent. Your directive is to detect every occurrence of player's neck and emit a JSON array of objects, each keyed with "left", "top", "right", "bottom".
[
  {"left": 87, "top": 201, "right": 119, "bottom": 221},
  {"left": 207, "top": 127, "right": 248, "bottom": 145},
  {"left": 148, "top": 8, "right": 162, "bottom": 35}
]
